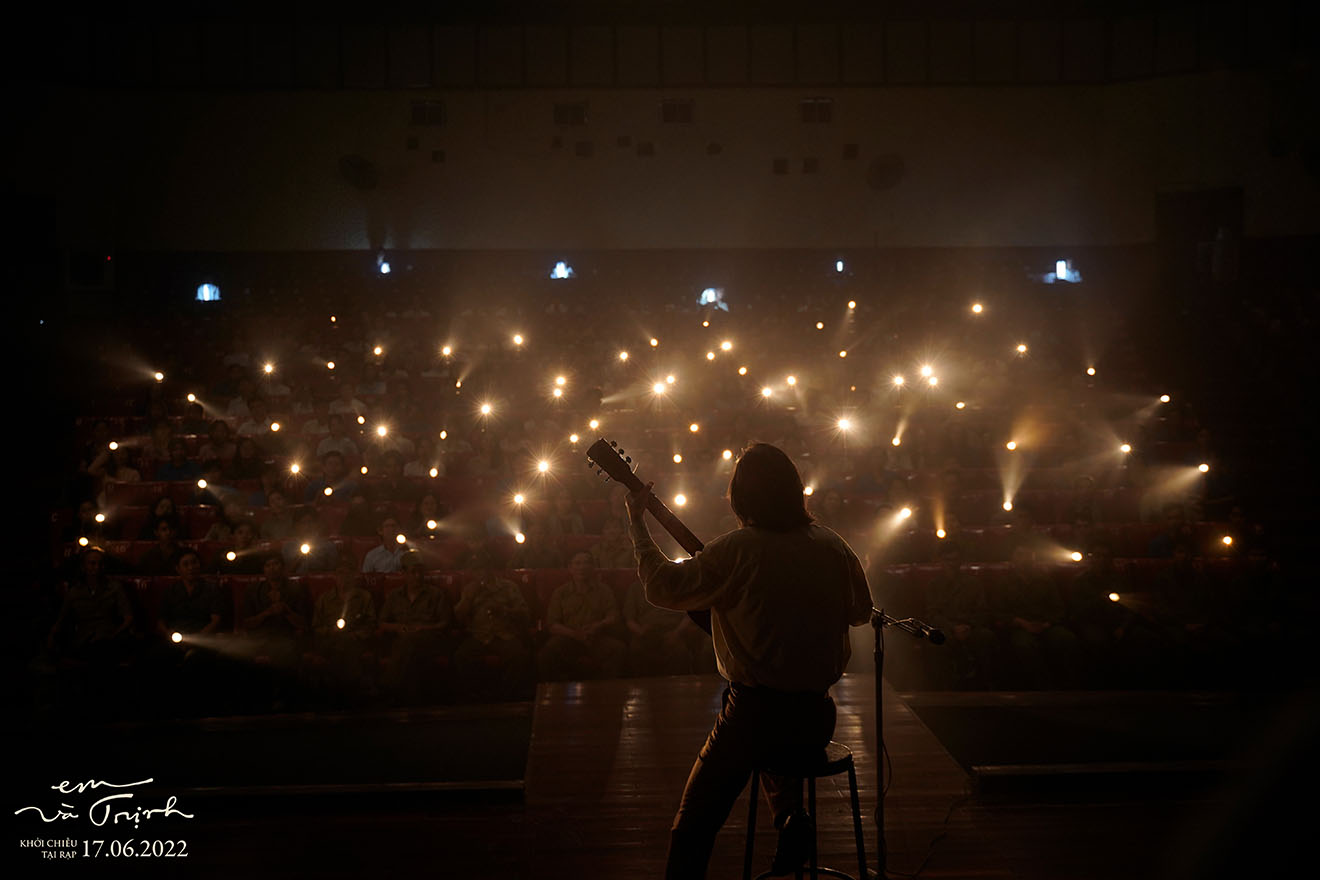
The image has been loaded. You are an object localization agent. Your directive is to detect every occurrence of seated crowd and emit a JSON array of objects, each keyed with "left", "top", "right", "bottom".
[{"left": 36, "top": 291, "right": 1303, "bottom": 715}]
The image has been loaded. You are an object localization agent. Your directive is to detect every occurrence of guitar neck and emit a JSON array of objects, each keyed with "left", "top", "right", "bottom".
[{"left": 645, "top": 495, "right": 704, "bottom": 557}]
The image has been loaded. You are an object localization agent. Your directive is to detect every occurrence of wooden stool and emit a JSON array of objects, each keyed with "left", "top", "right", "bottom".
[{"left": 743, "top": 741, "right": 868, "bottom": 880}]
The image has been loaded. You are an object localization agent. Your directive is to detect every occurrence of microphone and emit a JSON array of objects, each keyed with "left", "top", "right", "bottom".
[{"left": 925, "top": 627, "right": 946, "bottom": 646}]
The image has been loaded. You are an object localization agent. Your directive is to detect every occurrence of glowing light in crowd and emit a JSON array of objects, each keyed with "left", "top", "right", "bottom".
[
  {"left": 1120, "top": 443, "right": 1132, "bottom": 454},
  {"left": 187, "top": 393, "right": 196, "bottom": 403},
  {"left": 552, "top": 388, "right": 563, "bottom": 398},
  {"left": 290, "top": 464, "right": 300, "bottom": 475},
  {"left": 1222, "top": 535, "right": 1233, "bottom": 546},
  {"left": 395, "top": 533, "right": 407, "bottom": 545},
  {"left": 847, "top": 300, "right": 856, "bottom": 310},
  {"left": 738, "top": 366, "right": 747, "bottom": 376},
  {"left": 618, "top": 351, "right": 629, "bottom": 361},
  {"left": 336, "top": 619, "right": 346, "bottom": 630},
  {"left": 722, "top": 449, "right": 733, "bottom": 460},
  {"left": 455, "top": 381, "right": 462, "bottom": 388},
  {"left": 197, "top": 479, "right": 207, "bottom": 489},
  {"left": 838, "top": 350, "right": 847, "bottom": 358},
  {"left": 1006, "top": 441, "right": 1018, "bottom": 451},
  {"left": 429, "top": 467, "right": 439, "bottom": 478},
  {"left": 786, "top": 375, "right": 797, "bottom": 386},
  {"left": 300, "top": 543, "right": 311, "bottom": 555},
  {"left": 666, "top": 375, "right": 676, "bottom": 384},
  {"left": 439, "top": 430, "right": 448, "bottom": 440},
  {"left": 376, "top": 425, "right": 388, "bottom": 437},
  {"left": 1160, "top": 394, "right": 1171, "bottom": 403},
  {"left": 1108, "top": 593, "right": 1120, "bottom": 603},
  {"left": 761, "top": 387, "right": 773, "bottom": 398},
  {"left": 971, "top": 303, "right": 984, "bottom": 314},
  {"left": 270, "top": 422, "right": 281, "bottom": 432},
  {"left": 515, "top": 532, "right": 526, "bottom": 544},
  {"left": 1016, "top": 343, "right": 1028, "bottom": 354},
  {"left": 653, "top": 382, "right": 666, "bottom": 394},
  {"left": 836, "top": 261, "right": 845, "bottom": 273},
  {"left": 1199, "top": 463, "right": 1210, "bottom": 473},
  {"left": 1002, "top": 501, "right": 1013, "bottom": 511},
  {"left": 927, "top": 376, "right": 939, "bottom": 387},
  {"left": 674, "top": 494, "right": 687, "bottom": 507},
  {"left": 324, "top": 487, "right": 333, "bottom": 496},
  {"left": 513, "top": 493, "right": 525, "bottom": 505},
  {"left": 1087, "top": 367, "right": 1096, "bottom": 376},
  {"left": 93, "top": 513, "right": 105, "bottom": 524},
  {"left": 721, "top": 340, "right": 733, "bottom": 352},
  {"left": 589, "top": 419, "right": 600, "bottom": 430},
  {"left": 673, "top": 454, "right": 683, "bottom": 463},
  {"left": 569, "top": 434, "right": 580, "bottom": 444},
  {"left": 1070, "top": 551, "right": 1084, "bottom": 562},
  {"left": 920, "top": 365, "right": 933, "bottom": 378},
  {"left": 480, "top": 403, "right": 493, "bottom": 415},
  {"left": 899, "top": 507, "right": 912, "bottom": 520},
  {"left": 108, "top": 441, "right": 119, "bottom": 451},
  {"left": 442, "top": 345, "right": 452, "bottom": 357},
  {"left": 326, "top": 361, "right": 335, "bottom": 370},
  {"left": 512, "top": 334, "right": 524, "bottom": 346},
  {"left": 554, "top": 375, "right": 566, "bottom": 387},
  {"left": 891, "top": 436, "right": 902, "bottom": 446},
  {"left": 893, "top": 375, "right": 905, "bottom": 386},
  {"left": 78, "top": 537, "right": 89, "bottom": 547},
  {"left": 706, "top": 351, "right": 716, "bottom": 360},
  {"left": 361, "top": 466, "right": 369, "bottom": 475},
  {"left": 263, "top": 363, "right": 274, "bottom": 374},
  {"left": 426, "top": 520, "right": 438, "bottom": 531},
  {"left": 803, "top": 486, "right": 814, "bottom": 496},
  {"left": 837, "top": 418, "right": 852, "bottom": 431},
  {"left": 154, "top": 372, "right": 164, "bottom": 382},
  {"left": 537, "top": 459, "right": 550, "bottom": 473},
  {"left": 171, "top": 632, "right": 183, "bottom": 644},
  {"left": 956, "top": 401, "right": 966, "bottom": 409},
  {"left": 330, "top": 315, "right": 336, "bottom": 323},
  {"left": 936, "top": 529, "right": 946, "bottom": 539},
  {"left": 650, "top": 338, "right": 659, "bottom": 347},
  {"left": 689, "top": 423, "right": 700, "bottom": 433},
  {"left": 357, "top": 415, "right": 366, "bottom": 425},
  {"left": 550, "top": 261, "right": 574, "bottom": 279},
  {"left": 226, "top": 551, "right": 236, "bottom": 561},
  {"left": 373, "top": 346, "right": 382, "bottom": 356},
  {"left": 816, "top": 322, "right": 824, "bottom": 330}
]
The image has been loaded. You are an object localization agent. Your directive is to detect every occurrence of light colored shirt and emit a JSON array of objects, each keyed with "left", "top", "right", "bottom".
[
  {"left": 631, "top": 521, "right": 872, "bottom": 693},
  {"left": 317, "top": 435, "right": 359, "bottom": 458},
  {"left": 362, "top": 544, "right": 404, "bottom": 573}
]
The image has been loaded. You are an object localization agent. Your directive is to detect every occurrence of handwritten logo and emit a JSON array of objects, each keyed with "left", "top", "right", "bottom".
[{"left": 14, "top": 778, "right": 196, "bottom": 829}]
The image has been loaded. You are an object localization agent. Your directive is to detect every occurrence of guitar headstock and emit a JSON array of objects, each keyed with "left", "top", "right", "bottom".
[{"left": 586, "top": 438, "right": 643, "bottom": 490}]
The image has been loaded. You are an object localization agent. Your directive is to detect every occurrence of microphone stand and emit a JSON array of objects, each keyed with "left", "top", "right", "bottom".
[{"left": 871, "top": 607, "right": 942, "bottom": 879}]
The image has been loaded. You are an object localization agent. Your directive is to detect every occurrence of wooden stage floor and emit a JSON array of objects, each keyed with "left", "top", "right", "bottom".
[{"left": 92, "top": 673, "right": 1282, "bottom": 879}]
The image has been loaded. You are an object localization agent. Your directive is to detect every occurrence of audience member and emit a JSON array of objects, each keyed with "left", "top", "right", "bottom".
[{"left": 538, "top": 552, "right": 626, "bottom": 680}]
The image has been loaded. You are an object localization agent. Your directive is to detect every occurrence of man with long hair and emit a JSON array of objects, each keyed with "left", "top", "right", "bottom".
[{"left": 626, "top": 443, "right": 873, "bottom": 879}]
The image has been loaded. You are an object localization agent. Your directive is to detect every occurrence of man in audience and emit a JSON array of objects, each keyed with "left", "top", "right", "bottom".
[
  {"left": 453, "top": 550, "right": 533, "bottom": 700},
  {"left": 236, "top": 397, "right": 273, "bottom": 437},
  {"left": 138, "top": 518, "right": 187, "bottom": 576},
  {"left": 218, "top": 520, "right": 266, "bottom": 574},
  {"left": 304, "top": 450, "right": 359, "bottom": 501},
  {"left": 371, "top": 451, "right": 423, "bottom": 504},
  {"left": 378, "top": 551, "right": 454, "bottom": 702},
  {"left": 310, "top": 551, "right": 377, "bottom": 700},
  {"left": 538, "top": 551, "right": 626, "bottom": 680},
  {"left": 259, "top": 489, "right": 296, "bottom": 540},
  {"left": 282, "top": 508, "right": 338, "bottom": 574},
  {"left": 47, "top": 547, "right": 135, "bottom": 665},
  {"left": 623, "top": 577, "right": 706, "bottom": 676},
  {"left": 316, "top": 413, "right": 359, "bottom": 459},
  {"left": 155, "top": 439, "right": 202, "bottom": 483},
  {"left": 997, "top": 544, "right": 1081, "bottom": 688},
  {"left": 362, "top": 515, "right": 406, "bottom": 573},
  {"left": 927, "top": 544, "right": 997, "bottom": 689},
  {"left": 590, "top": 518, "right": 635, "bottom": 570}
]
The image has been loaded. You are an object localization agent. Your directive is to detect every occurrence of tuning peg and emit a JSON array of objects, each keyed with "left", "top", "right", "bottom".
[
  {"left": 617, "top": 447, "right": 626, "bottom": 456},
  {"left": 609, "top": 440, "right": 617, "bottom": 447},
  {"left": 624, "top": 456, "right": 632, "bottom": 464},
  {"left": 585, "top": 458, "right": 593, "bottom": 467}
]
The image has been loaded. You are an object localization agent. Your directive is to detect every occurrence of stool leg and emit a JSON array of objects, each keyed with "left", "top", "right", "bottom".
[
  {"left": 848, "top": 762, "right": 868, "bottom": 880},
  {"left": 744, "top": 771, "right": 759, "bottom": 880},
  {"left": 808, "top": 776, "right": 818, "bottom": 880}
]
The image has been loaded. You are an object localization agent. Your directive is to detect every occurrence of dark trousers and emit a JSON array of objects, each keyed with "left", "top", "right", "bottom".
[{"left": 666, "top": 683, "right": 836, "bottom": 880}]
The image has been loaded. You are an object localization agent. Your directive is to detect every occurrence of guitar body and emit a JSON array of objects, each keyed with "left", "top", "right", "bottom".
[{"left": 586, "top": 439, "right": 713, "bottom": 634}]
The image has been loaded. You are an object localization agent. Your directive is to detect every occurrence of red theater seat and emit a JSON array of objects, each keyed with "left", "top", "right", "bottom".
[{"left": 106, "top": 482, "right": 169, "bottom": 507}]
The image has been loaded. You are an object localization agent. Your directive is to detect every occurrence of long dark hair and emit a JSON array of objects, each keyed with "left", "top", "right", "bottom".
[{"left": 728, "top": 443, "right": 814, "bottom": 531}]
